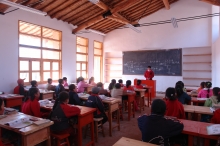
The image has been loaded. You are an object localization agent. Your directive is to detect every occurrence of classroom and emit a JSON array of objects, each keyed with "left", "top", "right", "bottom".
[{"left": 0, "top": 0, "right": 220, "bottom": 145}]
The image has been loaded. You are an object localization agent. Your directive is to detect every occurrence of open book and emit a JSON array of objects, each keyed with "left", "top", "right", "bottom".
[
  {"left": 207, "top": 124, "right": 220, "bottom": 135},
  {"left": 4, "top": 108, "right": 18, "bottom": 115},
  {"left": 5, "top": 117, "right": 33, "bottom": 129},
  {"left": 38, "top": 99, "right": 50, "bottom": 106},
  {"left": 196, "top": 98, "right": 207, "bottom": 101},
  {"left": 99, "top": 95, "right": 115, "bottom": 101}
]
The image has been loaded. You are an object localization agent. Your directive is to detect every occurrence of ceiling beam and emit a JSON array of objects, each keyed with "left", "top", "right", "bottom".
[
  {"left": 200, "top": 0, "right": 220, "bottom": 6},
  {"left": 162, "top": 0, "right": 170, "bottom": 10}
]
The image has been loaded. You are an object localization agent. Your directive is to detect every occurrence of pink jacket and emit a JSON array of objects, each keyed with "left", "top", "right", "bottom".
[
  {"left": 77, "top": 81, "right": 89, "bottom": 93},
  {"left": 198, "top": 88, "right": 213, "bottom": 98}
]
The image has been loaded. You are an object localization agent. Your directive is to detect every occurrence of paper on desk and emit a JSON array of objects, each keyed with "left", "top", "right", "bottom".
[
  {"left": 33, "top": 119, "right": 50, "bottom": 126},
  {"left": 207, "top": 124, "right": 220, "bottom": 135},
  {"left": 6, "top": 117, "right": 33, "bottom": 129},
  {"left": 39, "top": 99, "right": 50, "bottom": 106},
  {"left": 196, "top": 98, "right": 207, "bottom": 101}
]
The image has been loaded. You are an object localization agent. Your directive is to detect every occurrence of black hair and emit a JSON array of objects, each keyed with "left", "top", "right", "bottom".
[
  {"left": 176, "top": 81, "right": 184, "bottom": 88},
  {"left": 205, "top": 81, "right": 212, "bottom": 98},
  {"left": 92, "top": 87, "right": 100, "bottom": 94},
  {"left": 48, "top": 78, "right": 52, "bottom": 83},
  {"left": 148, "top": 66, "right": 151, "bottom": 68},
  {"left": 53, "top": 91, "right": 69, "bottom": 110},
  {"left": 108, "top": 79, "right": 116, "bottom": 90},
  {"left": 126, "top": 80, "right": 132, "bottom": 88},
  {"left": 69, "top": 84, "right": 76, "bottom": 91},
  {"left": 165, "top": 87, "right": 176, "bottom": 101},
  {"left": 151, "top": 99, "right": 166, "bottom": 115},
  {"left": 118, "top": 79, "right": 123, "bottom": 84},
  {"left": 115, "top": 83, "right": 121, "bottom": 89},
  {"left": 213, "top": 87, "right": 220, "bottom": 102},
  {"left": 63, "top": 77, "right": 67, "bottom": 81},
  {"left": 26, "top": 87, "right": 39, "bottom": 101},
  {"left": 58, "top": 79, "right": 63, "bottom": 84},
  {"left": 175, "top": 84, "right": 184, "bottom": 97},
  {"left": 89, "top": 77, "right": 94, "bottom": 84},
  {"left": 31, "top": 80, "right": 37, "bottom": 87},
  {"left": 0, "top": 98, "right": 3, "bottom": 111},
  {"left": 200, "top": 82, "right": 205, "bottom": 88},
  {"left": 137, "top": 80, "right": 142, "bottom": 85},
  {"left": 96, "top": 82, "right": 103, "bottom": 88}
]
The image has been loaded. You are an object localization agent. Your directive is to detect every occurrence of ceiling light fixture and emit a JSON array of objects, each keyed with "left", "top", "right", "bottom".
[
  {"left": 0, "top": 0, "right": 47, "bottom": 16},
  {"left": 87, "top": 29, "right": 106, "bottom": 36},
  {"left": 126, "top": 24, "right": 141, "bottom": 33},
  {"left": 89, "top": 0, "right": 99, "bottom": 4}
]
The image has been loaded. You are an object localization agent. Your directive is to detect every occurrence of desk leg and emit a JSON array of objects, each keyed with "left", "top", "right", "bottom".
[
  {"left": 147, "top": 93, "right": 150, "bottom": 107},
  {"left": 188, "top": 135, "right": 193, "bottom": 146},
  {"left": 22, "top": 135, "right": 27, "bottom": 146},
  {"left": 117, "top": 109, "right": 120, "bottom": 131},
  {"left": 90, "top": 122, "right": 95, "bottom": 146},
  {"left": 204, "top": 139, "right": 210, "bottom": 146},
  {"left": 46, "top": 128, "right": 51, "bottom": 146},
  {"left": 108, "top": 109, "right": 112, "bottom": 136},
  {"left": 77, "top": 122, "right": 82, "bottom": 146},
  {"left": 128, "top": 101, "right": 131, "bottom": 121}
]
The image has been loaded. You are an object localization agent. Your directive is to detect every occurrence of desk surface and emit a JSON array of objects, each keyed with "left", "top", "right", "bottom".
[
  {"left": 194, "top": 106, "right": 213, "bottom": 115},
  {"left": 78, "top": 94, "right": 121, "bottom": 104},
  {"left": 183, "top": 105, "right": 195, "bottom": 113},
  {"left": 0, "top": 94, "right": 24, "bottom": 99},
  {"left": 113, "top": 137, "right": 157, "bottom": 146}
]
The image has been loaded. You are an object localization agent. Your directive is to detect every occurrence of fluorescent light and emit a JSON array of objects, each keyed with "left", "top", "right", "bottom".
[
  {"left": 171, "top": 17, "right": 178, "bottom": 28},
  {"left": 89, "top": 0, "right": 99, "bottom": 4},
  {"left": 126, "top": 24, "right": 141, "bottom": 33},
  {"left": 87, "top": 29, "right": 106, "bottom": 36},
  {"left": 0, "top": 0, "right": 47, "bottom": 16}
]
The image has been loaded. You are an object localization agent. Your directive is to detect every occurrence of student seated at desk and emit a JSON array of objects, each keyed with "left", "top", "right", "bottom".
[
  {"left": 197, "top": 82, "right": 205, "bottom": 93},
  {"left": 63, "top": 77, "right": 68, "bottom": 87},
  {"left": 55, "top": 79, "right": 65, "bottom": 98},
  {"left": 50, "top": 91, "right": 80, "bottom": 145},
  {"left": 204, "top": 87, "right": 220, "bottom": 107},
  {"left": 138, "top": 99, "right": 184, "bottom": 146},
  {"left": 175, "top": 84, "right": 191, "bottom": 104},
  {"left": 108, "top": 79, "right": 116, "bottom": 90},
  {"left": 45, "top": 78, "right": 55, "bottom": 91},
  {"left": 176, "top": 81, "right": 186, "bottom": 93},
  {"left": 30, "top": 80, "right": 38, "bottom": 88},
  {"left": 211, "top": 108, "right": 220, "bottom": 124},
  {"left": 135, "top": 80, "right": 143, "bottom": 89},
  {"left": 118, "top": 79, "right": 124, "bottom": 87},
  {"left": 123, "top": 80, "right": 134, "bottom": 91},
  {"left": 68, "top": 84, "right": 83, "bottom": 105},
  {"left": 198, "top": 81, "right": 213, "bottom": 98},
  {"left": 165, "top": 87, "right": 185, "bottom": 119},
  {"left": 85, "top": 87, "right": 108, "bottom": 124},
  {"left": 89, "top": 77, "right": 96, "bottom": 86},
  {"left": 111, "top": 83, "right": 123, "bottom": 102},
  {"left": 97, "top": 82, "right": 108, "bottom": 96},
  {"left": 13, "top": 79, "right": 25, "bottom": 96},
  {"left": 77, "top": 77, "right": 89, "bottom": 93}
]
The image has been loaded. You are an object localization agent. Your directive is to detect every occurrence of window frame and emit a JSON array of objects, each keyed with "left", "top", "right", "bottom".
[{"left": 93, "top": 40, "right": 103, "bottom": 82}]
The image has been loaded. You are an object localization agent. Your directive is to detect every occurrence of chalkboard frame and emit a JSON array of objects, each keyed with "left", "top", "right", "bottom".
[{"left": 122, "top": 49, "right": 182, "bottom": 76}]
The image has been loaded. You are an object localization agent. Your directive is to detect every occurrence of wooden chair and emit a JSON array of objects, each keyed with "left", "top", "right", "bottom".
[
  {"left": 50, "top": 132, "right": 70, "bottom": 146},
  {"left": 93, "top": 117, "right": 105, "bottom": 142},
  {"left": 138, "top": 95, "right": 145, "bottom": 113},
  {"left": 119, "top": 104, "right": 124, "bottom": 120}
]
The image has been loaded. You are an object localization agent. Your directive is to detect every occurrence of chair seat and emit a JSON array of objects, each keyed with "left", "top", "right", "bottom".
[
  {"left": 93, "top": 117, "right": 103, "bottom": 122},
  {"left": 51, "top": 132, "right": 70, "bottom": 140}
]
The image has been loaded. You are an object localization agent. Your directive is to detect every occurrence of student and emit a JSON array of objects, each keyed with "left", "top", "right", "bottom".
[
  {"left": 97, "top": 82, "right": 108, "bottom": 96},
  {"left": 108, "top": 79, "right": 116, "bottom": 90},
  {"left": 211, "top": 108, "right": 220, "bottom": 124},
  {"left": 77, "top": 76, "right": 83, "bottom": 84},
  {"left": 144, "top": 66, "right": 154, "bottom": 80},
  {"left": 204, "top": 87, "right": 220, "bottom": 107},
  {"left": 50, "top": 91, "right": 80, "bottom": 145},
  {"left": 14, "top": 79, "right": 25, "bottom": 96},
  {"left": 111, "top": 83, "right": 123, "bottom": 102},
  {"left": 68, "top": 84, "right": 82, "bottom": 105},
  {"left": 175, "top": 81, "right": 186, "bottom": 92},
  {"left": 123, "top": 80, "right": 134, "bottom": 91},
  {"left": 198, "top": 81, "right": 213, "bottom": 98},
  {"left": 175, "top": 84, "right": 191, "bottom": 104},
  {"left": 135, "top": 80, "right": 144, "bottom": 89},
  {"left": 77, "top": 77, "right": 89, "bottom": 93},
  {"left": 165, "top": 87, "right": 185, "bottom": 119},
  {"left": 55, "top": 79, "right": 65, "bottom": 98},
  {"left": 85, "top": 87, "right": 108, "bottom": 124},
  {"left": 138, "top": 99, "right": 184, "bottom": 145},
  {"left": 45, "top": 78, "right": 55, "bottom": 91},
  {"left": 197, "top": 82, "right": 205, "bottom": 93},
  {"left": 118, "top": 79, "right": 124, "bottom": 87},
  {"left": 30, "top": 80, "right": 38, "bottom": 88},
  {"left": 22, "top": 87, "right": 42, "bottom": 117},
  {"left": 63, "top": 77, "right": 68, "bottom": 87},
  {"left": 89, "top": 77, "right": 96, "bottom": 86}
]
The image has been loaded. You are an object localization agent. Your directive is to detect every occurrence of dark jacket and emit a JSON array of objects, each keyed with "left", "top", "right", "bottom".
[
  {"left": 86, "top": 94, "right": 105, "bottom": 115},
  {"left": 138, "top": 114, "right": 184, "bottom": 146},
  {"left": 178, "top": 92, "right": 191, "bottom": 104},
  {"left": 69, "top": 91, "right": 82, "bottom": 105},
  {"left": 55, "top": 84, "right": 65, "bottom": 97}
]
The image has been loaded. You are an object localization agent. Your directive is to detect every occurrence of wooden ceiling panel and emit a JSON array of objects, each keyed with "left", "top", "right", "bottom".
[{"left": 41, "top": 0, "right": 65, "bottom": 12}]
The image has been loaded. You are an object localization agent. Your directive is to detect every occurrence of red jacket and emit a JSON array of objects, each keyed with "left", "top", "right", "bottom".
[
  {"left": 144, "top": 70, "right": 154, "bottom": 80},
  {"left": 135, "top": 85, "right": 143, "bottom": 89},
  {"left": 166, "top": 99, "right": 185, "bottom": 119},
  {"left": 22, "top": 99, "right": 41, "bottom": 117},
  {"left": 123, "top": 86, "right": 134, "bottom": 91},
  {"left": 211, "top": 109, "right": 220, "bottom": 124}
]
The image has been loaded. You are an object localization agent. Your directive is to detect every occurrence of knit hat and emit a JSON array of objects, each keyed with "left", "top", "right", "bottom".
[
  {"left": 17, "top": 79, "right": 25, "bottom": 85},
  {"left": 92, "top": 87, "right": 100, "bottom": 94}
]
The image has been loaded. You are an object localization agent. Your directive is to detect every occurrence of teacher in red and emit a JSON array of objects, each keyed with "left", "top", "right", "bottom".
[{"left": 144, "top": 66, "right": 154, "bottom": 80}]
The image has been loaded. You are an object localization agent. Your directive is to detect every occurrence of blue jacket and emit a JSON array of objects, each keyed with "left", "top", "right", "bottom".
[
  {"left": 55, "top": 84, "right": 65, "bottom": 98},
  {"left": 69, "top": 91, "right": 82, "bottom": 105},
  {"left": 178, "top": 92, "right": 191, "bottom": 104}
]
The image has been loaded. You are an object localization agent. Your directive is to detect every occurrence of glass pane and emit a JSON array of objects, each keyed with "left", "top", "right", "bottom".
[
  {"left": 42, "top": 38, "right": 60, "bottom": 49},
  {"left": 76, "top": 71, "right": 81, "bottom": 78},
  {"left": 42, "top": 50, "right": 60, "bottom": 59},
  {"left": 77, "top": 63, "right": 81, "bottom": 70},
  {"left": 32, "top": 61, "right": 40, "bottom": 71},
  {"left": 52, "top": 62, "right": 59, "bottom": 70},
  {"left": 42, "top": 27, "right": 61, "bottom": 40},
  {"left": 82, "top": 63, "right": 86, "bottom": 70},
  {"left": 77, "top": 37, "right": 88, "bottom": 45},
  {"left": 19, "top": 34, "right": 41, "bottom": 47},
  {"left": 20, "top": 61, "right": 29, "bottom": 71},
  {"left": 32, "top": 72, "right": 40, "bottom": 81},
  {"left": 52, "top": 72, "right": 59, "bottom": 80},
  {"left": 76, "top": 54, "right": 87, "bottom": 61},
  {"left": 20, "top": 73, "right": 29, "bottom": 82},
  {"left": 43, "top": 62, "right": 50, "bottom": 70},
  {"left": 82, "top": 71, "right": 87, "bottom": 78},
  {"left": 94, "top": 56, "right": 101, "bottom": 82},
  {"left": 94, "top": 41, "right": 102, "bottom": 48},
  {"left": 43, "top": 72, "right": 51, "bottom": 81},
  {"left": 19, "top": 47, "right": 41, "bottom": 58},
  {"left": 94, "top": 49, "right": 102, "bottom": 55},
  {"left": 77, "top": 45, "right": 87, "bottom": 53},
  {"left": 19, "top": 21, "right": 41, "bottom": 36}
]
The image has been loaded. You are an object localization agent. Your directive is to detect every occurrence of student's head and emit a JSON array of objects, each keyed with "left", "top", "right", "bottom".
[
  {"left": 137, "top": 80, "right": 142, "bottom": 85},
  {"left": 175, "top": 84, "right": 184, "bottom": 97},
  {"left": 115, "top": 83, "right": 121, "bottom": 89},
  {"left": 77, "top": 77, "right": 83, "bottom": 83},
  {"left": 97, "top": 82, "right": 103, "bottom": 88},
  {"left": 200, "top": 82, "right": 205, "bottom": 88},
  {"left": 58, "top": 79, "right": 64, "bottom": 84},
  {"left": 0, "top": 98, "right": 5, "bottom": 115},
  {"left": 58, "top": 91, "right": 69, "bottom": 104},
  {"left": 165, "top": 87, "right": 176, "bottom": 101},
  {"left": 111, "top": 79, "right": 116, "bottom": 84},
  {"left": 89, "top": 77, "right": 94, "bottom": 84},
  {"left": 147, "top": 66, "right": 151, "bottom": 71},
  {"left": 118, "top": 79, "right": 123, "bottom": 84},
  {"left": 63, "top": 77, "right": 67, "bottom": 82},
  {"left": 92, "top": 87, "right": 100, "bottom": 94},
  {"left": 212, "top": 87, "right": 220, "bottom": 102},
  {"left": 31, "top": 80, "right": 38, "bottom": 87},
  {"left": 69, "top": 84, "right": 76, "bottom": 92},
  {"left": 48, "top": 78, "right": 52, "bottom": 84},
  {"left": 176, "top": 81, "right": 184, "bottom": 88},
  {"left": 126, "top": 80, "right": 132, "bottom": 88},
  {"left": 151, "top": 99, "right": 166, "bottom": 116},
  {"left": 205, "top": 81, "right": 212, "bottom": 88},
  {"left": 28, "top": 87, "right": 40, "bottom": 101},
  {"left": 17, "top": 79, "right": 24, "bottom": 86}
]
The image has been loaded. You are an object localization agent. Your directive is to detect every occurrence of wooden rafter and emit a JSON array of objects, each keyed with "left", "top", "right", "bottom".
[
  {"left": 0, "top": 0, "right": 19, "bottom": 12},
  {"left": 200, "top": 0, "right": 220, "bottom": 6},
  {"left": 162, "top": 0, "right": 170, "bottom": 9},
  {"left": 47, "top": 0, "right": 73, "bottom": 16}
]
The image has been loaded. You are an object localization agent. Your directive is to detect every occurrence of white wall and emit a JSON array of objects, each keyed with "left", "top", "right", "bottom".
[
  {"left": 0, "top": 9, "right": 104, "bottom": 93},
  {"left": 104, "top": 0, "right": 212, "bottom": 92}
]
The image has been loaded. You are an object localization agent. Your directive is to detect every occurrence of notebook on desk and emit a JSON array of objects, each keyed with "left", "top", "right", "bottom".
[{"left": 207, "top": 124, "right": 220, "bottom": 135}]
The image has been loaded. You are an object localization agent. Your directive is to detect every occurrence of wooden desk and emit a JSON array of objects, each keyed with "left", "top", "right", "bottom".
[
  {"left": 183, "top": 105, "right": 195, "bottom": 113},
  {"left": 134, "top": 89, "right": 146, "bottom": 113},
  {"left": 113, "top": 137, "right": 157, "bottom": 146},
  {"left": 194, "top": 106, "right": 213, "bottom": 115},
  {"left": 134, "top": 79, "right": 156, "bottom": 98},
  {"left": 191, "top": 97, "right": 206, "bottom": 106},
  {"left": 40, "top": 91, "right": 54, "bottom": 100},
  {"left": 0, "top": 113, "right": 53, "bottom": 146},
  {"left": 122, "top": 93, "right": 136, "bottom": 121},
  {"left": 0, "top": 94, "right": 24, "bottom": 110}
]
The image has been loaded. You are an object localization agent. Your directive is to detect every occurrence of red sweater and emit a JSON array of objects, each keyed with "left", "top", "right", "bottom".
[
  {"left": 22, "top": 99, "right": 41, "bottom": 117},
  {"left": 123, "top": 86, "right": 134, "bottom": 91},
  {"left": 135, "top": 85, "right": 143, "bottom": 89},
  {"left": 144, "top": 70, "right": 154, "bottom": 80},
  {"left": 211, "top": 109, "right": 220, "bottom": 124},
  {"left": 166, "top": 99, "right": 185, "bottom": 119}
]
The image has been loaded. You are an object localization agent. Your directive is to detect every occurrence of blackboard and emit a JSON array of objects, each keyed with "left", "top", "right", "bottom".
[{"left": 123, "top": 49, "right": 182, "bottom": 76}]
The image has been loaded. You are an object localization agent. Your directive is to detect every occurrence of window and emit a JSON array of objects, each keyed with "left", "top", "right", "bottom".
[
  {"left": 19, "top": 21, "right": 62, "bottom": 83},
  {"left": 94, "top": 41, "right": 103, "bottom": 82},
  {"left": 76, "top": 37, "right": 88, "bottom": 79}
]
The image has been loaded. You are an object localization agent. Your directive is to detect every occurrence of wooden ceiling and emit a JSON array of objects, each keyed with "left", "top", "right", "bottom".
[
  {"left": 200, "top": 0, "right": 220, "bottom": 6},
  {"left": 0, "top": 0, "right": 179, "bottom": 34}
]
